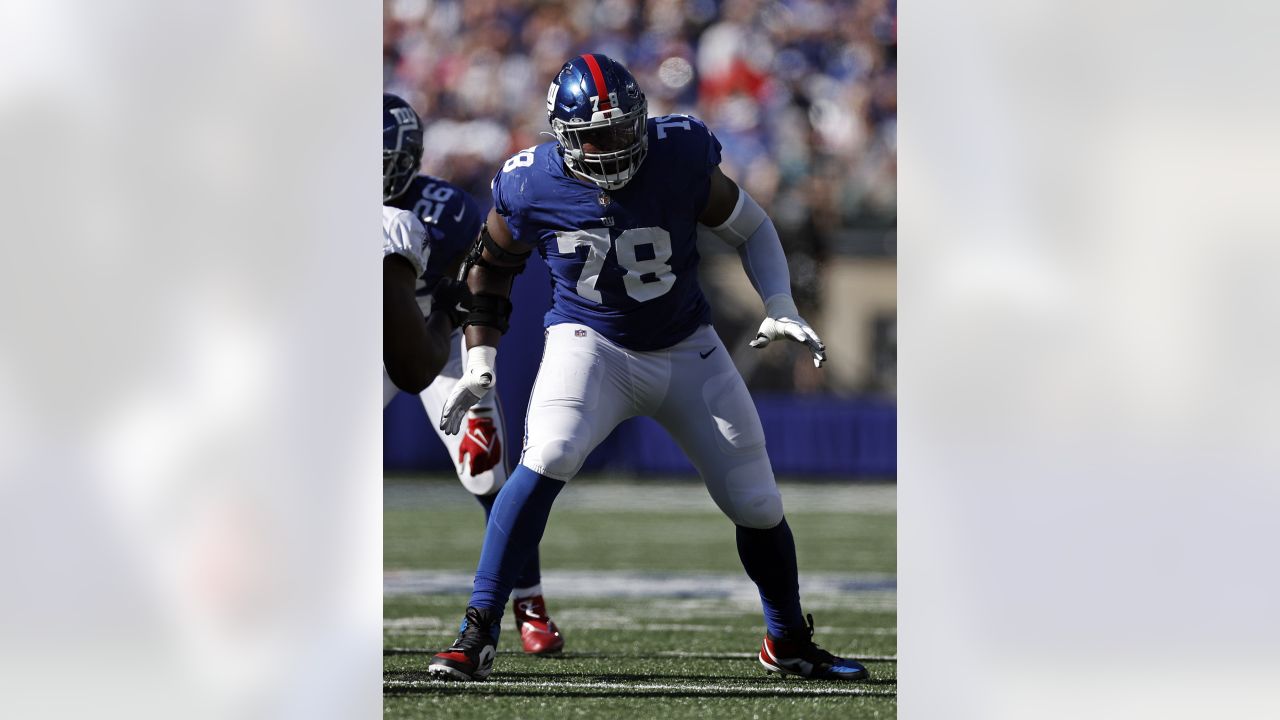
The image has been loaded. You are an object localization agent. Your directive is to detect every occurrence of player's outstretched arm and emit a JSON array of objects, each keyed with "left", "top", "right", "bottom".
[
  {"left": 439, "top": 208, "right": 534, "bottom": 434},
  {"left": 699, "top": 168, "right": 827, "bottom": 368},
  {"left": 384, "top": 255, "right": 451, "bottom": 393}
]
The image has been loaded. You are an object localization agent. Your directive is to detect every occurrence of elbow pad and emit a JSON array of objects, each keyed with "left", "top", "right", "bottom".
[
  {"left": 467, "top": 224, "right": 531, "bottom": 277},
  {"left": 706, "top": 188, "right": 769, "bottom": 248}
]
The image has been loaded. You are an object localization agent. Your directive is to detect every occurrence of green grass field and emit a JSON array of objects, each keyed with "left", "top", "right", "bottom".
[{"left": 385, "top": 476, "right": 896, "bottom": 718}]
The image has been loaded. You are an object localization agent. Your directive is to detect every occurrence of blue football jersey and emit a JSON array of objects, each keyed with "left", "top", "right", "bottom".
[
  {"left": 492, "top": 114, "right": 721, "bottom": 351},
  {"left": 388, "top": 174, "right": 482, "bottom": 292}
]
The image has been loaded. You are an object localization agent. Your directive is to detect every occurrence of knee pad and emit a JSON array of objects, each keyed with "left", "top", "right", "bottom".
[
  {"left": 729, "top": 487, "right": 784, "bottom": 529},
  {"left": 523, "top": 439, "right": 585, "bottom": 482},
  {"left": 719, "top": 461, "right": 784, "bottom": 529}
]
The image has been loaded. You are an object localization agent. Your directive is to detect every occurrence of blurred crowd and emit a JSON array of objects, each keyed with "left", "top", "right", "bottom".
[{"left": 384, "top": 0, "right": 896, "bottom": 393}]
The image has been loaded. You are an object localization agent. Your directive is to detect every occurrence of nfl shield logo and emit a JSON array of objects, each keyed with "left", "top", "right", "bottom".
[
  {"left": 575, "top": 329, "right": 587, "bottom": 337},
  {"left": 597, "top": 192, "right": 610, "bottom": 207}
]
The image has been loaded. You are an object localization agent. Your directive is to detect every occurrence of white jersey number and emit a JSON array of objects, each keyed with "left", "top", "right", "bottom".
[
  {"left": 503, "top": 148, "right": 537, "bottom": 173},
  {"left": 655, "top": 117, "right": 692, "bottom": 139},
  {"left": 556, "top": 229, "right": 611, "bottom": 303},
  {"left": 556, "top": 227, "right": 676, "bottom": 303},
  {"left": 413, "top": 182, "right": 455, "bottom": 225}
]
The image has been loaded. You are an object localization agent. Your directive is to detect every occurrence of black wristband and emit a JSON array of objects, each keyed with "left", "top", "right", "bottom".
[{"left": 464, "top": 292, "right": 514, "bottom": 334}]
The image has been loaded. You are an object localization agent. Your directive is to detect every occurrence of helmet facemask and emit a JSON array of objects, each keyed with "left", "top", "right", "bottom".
[
  {"left": 383, "top": 94, "right": 423, "bottom": 202},
  {"left": 553, "top": 100, "right": 648, "bottom": 190},
  {"left": 383, "top": 146, "right": 420, "bottom": 202}
]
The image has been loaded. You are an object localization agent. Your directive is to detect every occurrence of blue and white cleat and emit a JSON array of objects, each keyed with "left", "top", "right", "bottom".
[{"left": 758, "top": 614, "right": 870, "bottom": 681}]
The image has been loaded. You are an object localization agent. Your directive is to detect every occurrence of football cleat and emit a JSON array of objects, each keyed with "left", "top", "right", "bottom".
[
  {"left": 758, "top": 614, "right": 869, "bottom": 681},
  {"left": 513, "top": 594, "right": 564, "bottom": 655},
  {"left": 428, "top": 606, "right": 501, "bottom": 681}
]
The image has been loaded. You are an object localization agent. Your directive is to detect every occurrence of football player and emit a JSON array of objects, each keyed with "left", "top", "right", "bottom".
[
  {"left": 383, "top": 93, "right": 564, "bottom": 654},
  {"left": 428, "top": 55, "right": 866, "bottom": 682},
  {"left": 383, "top": 203, "right": 450, "bottom": 398}
]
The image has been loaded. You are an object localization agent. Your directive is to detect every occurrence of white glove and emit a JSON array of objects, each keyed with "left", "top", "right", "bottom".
[
  {"left": 440, "top": 346, "right": 497, "bottom": 435},
  {"left": 749, "top": 296, "right": 827, "bottom": 368}
]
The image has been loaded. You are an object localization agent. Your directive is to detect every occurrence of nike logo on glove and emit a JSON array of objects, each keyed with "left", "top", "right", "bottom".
[
  {"left": 699, "top": 347, "right": 717, "bottom": 359},
  {"left": 463, "top": 427, "right": 494, "bottom": 453}
]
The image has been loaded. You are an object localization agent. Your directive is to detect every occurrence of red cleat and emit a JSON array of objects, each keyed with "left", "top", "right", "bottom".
[
  {"left": 428, "top": 606, "right": 500, "bottom": 681},
  {"left": 513, "top": 594, "right": 564, "bottom": 655},
  {"left": 758, "top": 614, "right": 869, "bottom": 681}
]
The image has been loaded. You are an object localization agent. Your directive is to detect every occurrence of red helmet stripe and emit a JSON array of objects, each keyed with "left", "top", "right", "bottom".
[{"left": 580, "top": 54, "right": 612, "bottom": 110}]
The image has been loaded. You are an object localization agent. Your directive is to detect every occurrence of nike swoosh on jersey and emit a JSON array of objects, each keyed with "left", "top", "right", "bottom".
[{"left": 699, "top": 347, "right": 717, "bottom": 359}]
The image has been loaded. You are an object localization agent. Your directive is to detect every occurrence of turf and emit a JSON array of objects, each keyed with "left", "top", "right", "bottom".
[{"left": 385, "top": 476, "right": 896, "bottom": 718}]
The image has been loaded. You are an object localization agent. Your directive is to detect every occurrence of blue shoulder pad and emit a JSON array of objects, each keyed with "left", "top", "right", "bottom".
[
  {"left": 491, "top": 144, "right": 555, "bottom": 241},
  {"left": 647, "top": 114, "right": 723, "bottom": 212}
]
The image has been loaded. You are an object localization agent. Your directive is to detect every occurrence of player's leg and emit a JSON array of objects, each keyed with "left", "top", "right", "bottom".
[
  {"left": 418, "top": 332, "right": 557, "bottom": 653},
  {"left": 469, "top": 391, "right": 562, "bottom": 654},
  {"left": 652, "top": 325, "right": 868, "bottom": 681},
  {"left": 429, "top": 324, "right": 633, "bottom": 680}
]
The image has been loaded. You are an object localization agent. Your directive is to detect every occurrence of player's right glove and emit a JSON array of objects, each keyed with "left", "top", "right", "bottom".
[{"left": 440, "top": 346, "right": 496, "bottom": 435}]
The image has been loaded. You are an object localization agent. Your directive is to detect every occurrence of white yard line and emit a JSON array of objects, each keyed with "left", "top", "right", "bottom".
[
  {"left": 384, "top": 679, "right": 895, "bottom": 696},
  {"left": 384, "top": 569, "right": 897, "bottom": 605},
  {"left": 384, "top": 647, "right": 898, "bottom": 661},
  {"left": 384, "top": 618, "right": 898, "bottom": 636}
]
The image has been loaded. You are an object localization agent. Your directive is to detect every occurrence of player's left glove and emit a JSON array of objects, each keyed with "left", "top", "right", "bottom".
[
  {"left": 441, "top": 346, "right": 496, "bottom": 435},
  {"left": 749, "top": 297, "right": 827, "bottom": 368}
]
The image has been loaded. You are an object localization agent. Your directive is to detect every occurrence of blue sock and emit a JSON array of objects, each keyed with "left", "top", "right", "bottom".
[
  {"left": 474, "top": 491, "right": 543, "bottom": 591},
  {"left": 469, "top": 466, "right": 564, "bottom": 614},
  {"left": 514, "top": 546, "right": 542, "bottom": 591},
  {"left": 736, "top": 518, "right": 805, "bottom": 637}
]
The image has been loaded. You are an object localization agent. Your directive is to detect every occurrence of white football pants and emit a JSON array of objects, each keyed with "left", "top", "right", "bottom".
[
  {"left": 521, "top": 323, "right": 783, "bottom": 529},
  {"left": 385, "top": 329, "right": 509, "bottom": 496}
]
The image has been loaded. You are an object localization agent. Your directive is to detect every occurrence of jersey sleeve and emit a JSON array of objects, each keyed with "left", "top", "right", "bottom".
[
  {"left": 681, "top": 116, "right": 723, "bottom": 215},
  {"left": 456, "top": 193, "right": 483, "bottom": 245},
  {"left": 382, "top": 206, "right": 428, "bottom": 278},
  {"left": 491, "top": 149, "right": 538, "bottom": 246},
  {"left": 430, "top": 191, "right": 482, "bottom": 268},
  {"left": 697, "top": 117, "right": 723, "bottom": 169},
  {"left": 491, "top": 166, "right": 511, "bottom": 218}
]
